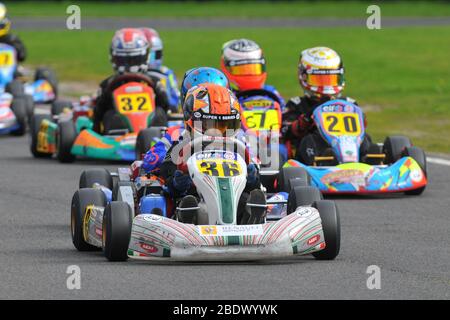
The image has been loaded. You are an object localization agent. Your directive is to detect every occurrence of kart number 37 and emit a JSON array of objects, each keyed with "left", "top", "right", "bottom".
[
  {"left": 0, "top": 51, "right": 14, "bottom": 67},
  {"left": 321, "top": 112, "right": 361, "bottom": 136},
  {"left": 116, "top": 93, "right": 153, "bottom": 114},
  {"left": 197, "top": 159, "right": 242, "bottom": 177}
]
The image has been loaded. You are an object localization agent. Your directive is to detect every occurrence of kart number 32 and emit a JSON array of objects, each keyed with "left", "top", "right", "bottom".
[
  {"left": 321, "top": 112, "right": 361, "bottom": 136},
  {"left": 197, "top": 159, "right": 242, "bottom": 177},
  {"left": 116, "top": 93, "right": 153, "bottom": 114}
]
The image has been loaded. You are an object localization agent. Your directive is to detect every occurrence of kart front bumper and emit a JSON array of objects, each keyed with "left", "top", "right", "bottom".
[{"left": 127, "top": 208, "right": 326, "bottom": 262}]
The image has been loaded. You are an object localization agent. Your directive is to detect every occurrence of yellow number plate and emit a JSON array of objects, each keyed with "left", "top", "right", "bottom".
[
  {"left": 197, "top": 159, "right": 242, "bottom": 177},
  {"left": 322, "top": 112, "right": 361, "bottom": 136},
  {"left": 116, "top": 93, "right": 153, "bottom": 114},
  {"left": 0, "top": 51, "right": 14, "bottom": 67},
  {"left": 243, "top": 109, "right": 280, "bottom": 130}
]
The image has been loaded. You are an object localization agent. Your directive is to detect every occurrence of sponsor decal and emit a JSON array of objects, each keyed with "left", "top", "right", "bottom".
[
  {"left": 140, "top": 243, "right": 159, "bottom": 253},
  {"left": 410, "top": 169, "right": 423, "bottom": 183},
  {"left": 143, "top": 214, "right": 163, "bottom": 223},
  {"left": 198, "top": 224, "right": 264, "bottom": 237},
  {"left": 124, "top": 85, "right": 144, "bottom": 93},
  {"left": 95, "top": 227, "right": 102, "bottom": 237},
  {"left": 321, "top": 169, "right": 366, "bottom": 185},
  {"left": 307, "top": 234, "right": 320, "bottom": 246}
]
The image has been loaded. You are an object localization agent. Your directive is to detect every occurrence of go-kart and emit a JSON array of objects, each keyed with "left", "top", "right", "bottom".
[
  {"left": 286, "top": 99, "right": 427, "bottom": 195},
  {"left": 30, "top": 73, "right": 170, "bottom": 162},
  {"left": 237, "top": 89, "right": 286, "bottom": 191},
  {"left": 0, "top": 43, "right": 57, "bottom": 136},
  {"left": 70, "top": 136, "right": 341, "bottom": 262}
]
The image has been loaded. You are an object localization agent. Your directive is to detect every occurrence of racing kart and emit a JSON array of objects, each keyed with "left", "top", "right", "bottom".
[
  {"left": 71, "top": 136, "right": 341, "bottom": 262},
  {"left": 286, "top": 99, "right": 427, "bottom": 195},
  {"left": 0, "top": 43, "right": 57, "bottom": 136},
  {"left": 237, "top": 89, "right": 286, "bottom": 192},
  {"left": 30, "top": 73, "right": 170, "bottom": 162}
]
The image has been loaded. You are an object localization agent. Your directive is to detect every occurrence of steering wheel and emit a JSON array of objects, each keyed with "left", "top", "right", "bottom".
[
  {"left": 106, "top": 72, "right": 156, "bottom": 93},
  {"left": 235, "top": 89, "right": 283, "bottom": 106}
]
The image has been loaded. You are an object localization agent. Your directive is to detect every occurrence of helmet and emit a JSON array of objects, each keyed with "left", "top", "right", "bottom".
[
  {"left": 183, "top": 83, "right": 241, "bottom": 138},
  {"left": 110, "top": 28, "right": 149, "bottom": 73},
  {"left": 181, "top": 67, "right": 229, "bottom": 103},
  {"left": 220, "top": 39, "right": 267, "bottom": 91},
  {"left": 298, "top": 47, "right": 345, "bottom": 101},
  {"left": 140, "top": 27, "right": 163, "bottom": 70},
  {"left": 0, "top": 3, "right": 10, "bottom": 37}
]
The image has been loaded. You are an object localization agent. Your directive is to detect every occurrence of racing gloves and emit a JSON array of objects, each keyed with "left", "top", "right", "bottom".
[{"left": 172, "top": 170, "right": 192, "bottom": 194}]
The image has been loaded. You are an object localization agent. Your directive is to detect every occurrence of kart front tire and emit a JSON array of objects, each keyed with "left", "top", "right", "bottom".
[
  {"left": 403, "top": 146, "right": 427, "bottom": 195},
  {"left": 311, "top": 200, "right": 340, "bottom": 260},
  {"left": 102, "top": 201, "right": 132, "bottom": 262},
  {"left": 56, "top": 120, "right": 76, "bottom": 163},
  {"left": 6, "top": 79, "right": 25, "bottom": 96},
  {"left": 79, "top": 168, "right": 113, "bottom": 189},
  {"left": 30, "top": 113, "right": 52, "bottom": 158},
  {"left": 51, "top": 100, "right": 72, "bottom": 116},
  {"left": 383, "top": 136, "right": 412, "bottom": 164},
  {"left": 287, "top": 186, "right": 322, "bottom": 214},
  {"left": 278, "top": 166, "right": 310, "bottom": 193},
  {"left": 135, "top": 127, "right": 164, "bottom": 160},
  {"left": 71, "top": 188, "right": 106, "bottom": 251},
  {"left": 10, "top": 97, "right": 28, "bottom": 136}
]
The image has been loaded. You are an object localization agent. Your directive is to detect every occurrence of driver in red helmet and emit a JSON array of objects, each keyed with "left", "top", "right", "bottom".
[{"left": 93, "top": 28, "right": 168, "bottom": 133}]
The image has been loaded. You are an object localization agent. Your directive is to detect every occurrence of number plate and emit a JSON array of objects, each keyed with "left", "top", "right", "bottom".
[
  {"left": 196, "top": 159, "right": 242, "bottom": 177},
  {"left": 321, "top": 112, "right": 361, "bottom": 136},
  {"left": 243, "top": 109, "right": 280, "bottom": 130},
  {"left": 0, "top": 51, "right": 14, "bottom": 67},
  {"left": 116, "top": 93, "right": 153, "bottom": 114}
]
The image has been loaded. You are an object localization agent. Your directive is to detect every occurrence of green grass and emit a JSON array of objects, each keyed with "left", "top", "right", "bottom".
[
  {"left": 8, "top": 1, "right": 450, "bottom": 18},
  {"left": 19, "top": 25, "right": 450, "bottom": 152}
]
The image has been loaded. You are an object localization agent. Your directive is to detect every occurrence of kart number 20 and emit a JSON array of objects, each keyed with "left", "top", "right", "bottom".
[
  {"left": 322, "top": 112, "right": 361, "bottom": 136},
  {"left": 197, "top": 159, "right": 241, "bottom": 177}
]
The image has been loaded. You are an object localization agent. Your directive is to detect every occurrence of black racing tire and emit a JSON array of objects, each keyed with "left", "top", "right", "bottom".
[
  {"left": 79, "top": 168, "right": 113, "bottom": 190},
  {"left": 150, "top": 106, "right": 168, "bottom": 127},
  {"left": 51, "top": 100, "right": 72, "bottom": 116},
  {"left": 71, "top": 188, "right": 106, "bottom": 251},
  {"left": 383, "top": 136, "right": 412, "bottom": 164},
  {"left": 30, "top": 113, "right": 52, "bottom": 158},
  {"left": 6, "top": 79, "right": 24, "bottom": 96},
  {"left": 403, "top": 146, "right": 427, "bottom": 195},
  {"left": 35, "top": 67, "right": 58, "bottom": 97},
  {"left": 311, "top": 200, "right": 341, "bottom": 260},
  {"left": 287, "top": 186, "right": 322, "bottom": 214},
  {"left": 10, "top": 97, "right": 28, "bottom": 136},
  {"left": 102, "top": 201, "right": 133, "bottom": 261},
  {"left": 135, "top": 127, "right": 164, "bottom": 160},
  {"left": 56, "top": 120, "right": 76, "bottom": 163},
  {"left": 20, "top": 94, "right": 34, "bottom": 121},
  {"left": 278, "top": 166, "right": 311, "bottom": 193}
]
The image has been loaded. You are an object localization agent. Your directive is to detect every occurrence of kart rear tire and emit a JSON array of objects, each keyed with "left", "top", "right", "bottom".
[
  {"left": 79, "top": 168, "right": 113, "bottom": 189},
  {"left": 51, "top": 100, "right": 72, "bottom": 116},
  {"left": 56, "top": 120, "right": 76, "bottom": 163},
  {"left": 71, "top": 188, "right": 106, "bottom": 251},
  {"left": 6, "top": 79, "right": 24, "bottom": 96},
  {"left": 150, "top": 106, "right": 168, "bottom": 127},
  {"left": 403, "top": 146, "right": 427, "bottom": 195},
  {"left": 278, "top": 166, "right": 310, "bottom": 193},
  {"left": 10, "top": 97, "right": 28, "bottom": 136},
  {"left": 102, "top": 201, "right": 132, "bottom": 262},
  {"left": 287, "top": 186, "right": 322, "bottom": 214},
  {"left": 30, "top": 113, "right": 52, "bottom": 158},
  {"left": 135, "top": 127, "right": 164, "bottom": 160},
  {"left": 383, "top": 136, "right": 412, "bottom": 164},
  {"left": 311, "top": 200, "right": 340, "bottom": 260},
  {"left": 35, "top": 67, "right": 58, "bottom": 97}
]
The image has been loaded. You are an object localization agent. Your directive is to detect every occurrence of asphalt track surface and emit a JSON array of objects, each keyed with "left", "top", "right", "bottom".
[
  {"left": 0, "top": 111, "right": 449, "bottom": 300},
  {"left": 13, "top": 17, "right": 450, "bottom": 30}
]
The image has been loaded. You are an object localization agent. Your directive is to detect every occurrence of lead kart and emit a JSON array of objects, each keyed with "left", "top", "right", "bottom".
[
  {"left": 30, "top": 73, "right": 169, "bottom": 162},
  {"left": 71, "top": 136, "right": 341, "bottom": 262},
  {"left": 286, "top": 99, "right": 427, "bottom": 195},
  {"left": 0, "top": 44, "right": 57, "bottom": 136}
]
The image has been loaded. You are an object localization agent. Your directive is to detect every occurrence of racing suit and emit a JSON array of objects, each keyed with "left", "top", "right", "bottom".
[
  {"left": 93, "top": 73, "right": 169, "bottom": 133},
  {"left": 147, "top": 66, "right": 180, "bottom": 113},
  {"left": 281, "top": 95, "right": 372, "bottom": 164},
  {"left": 0, "top": 33, "right": 26, "bottom": 62}
]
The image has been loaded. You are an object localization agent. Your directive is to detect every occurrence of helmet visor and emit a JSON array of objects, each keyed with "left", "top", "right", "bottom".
[
  {"left": 113, "top": 54, "right": 147, "bottom": 69},
  {"left": 197, "top": 118, "right": 240, "bottom": 137},
  {"left": 228, "top": 63, "right": 263, "bottom": 76}
]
